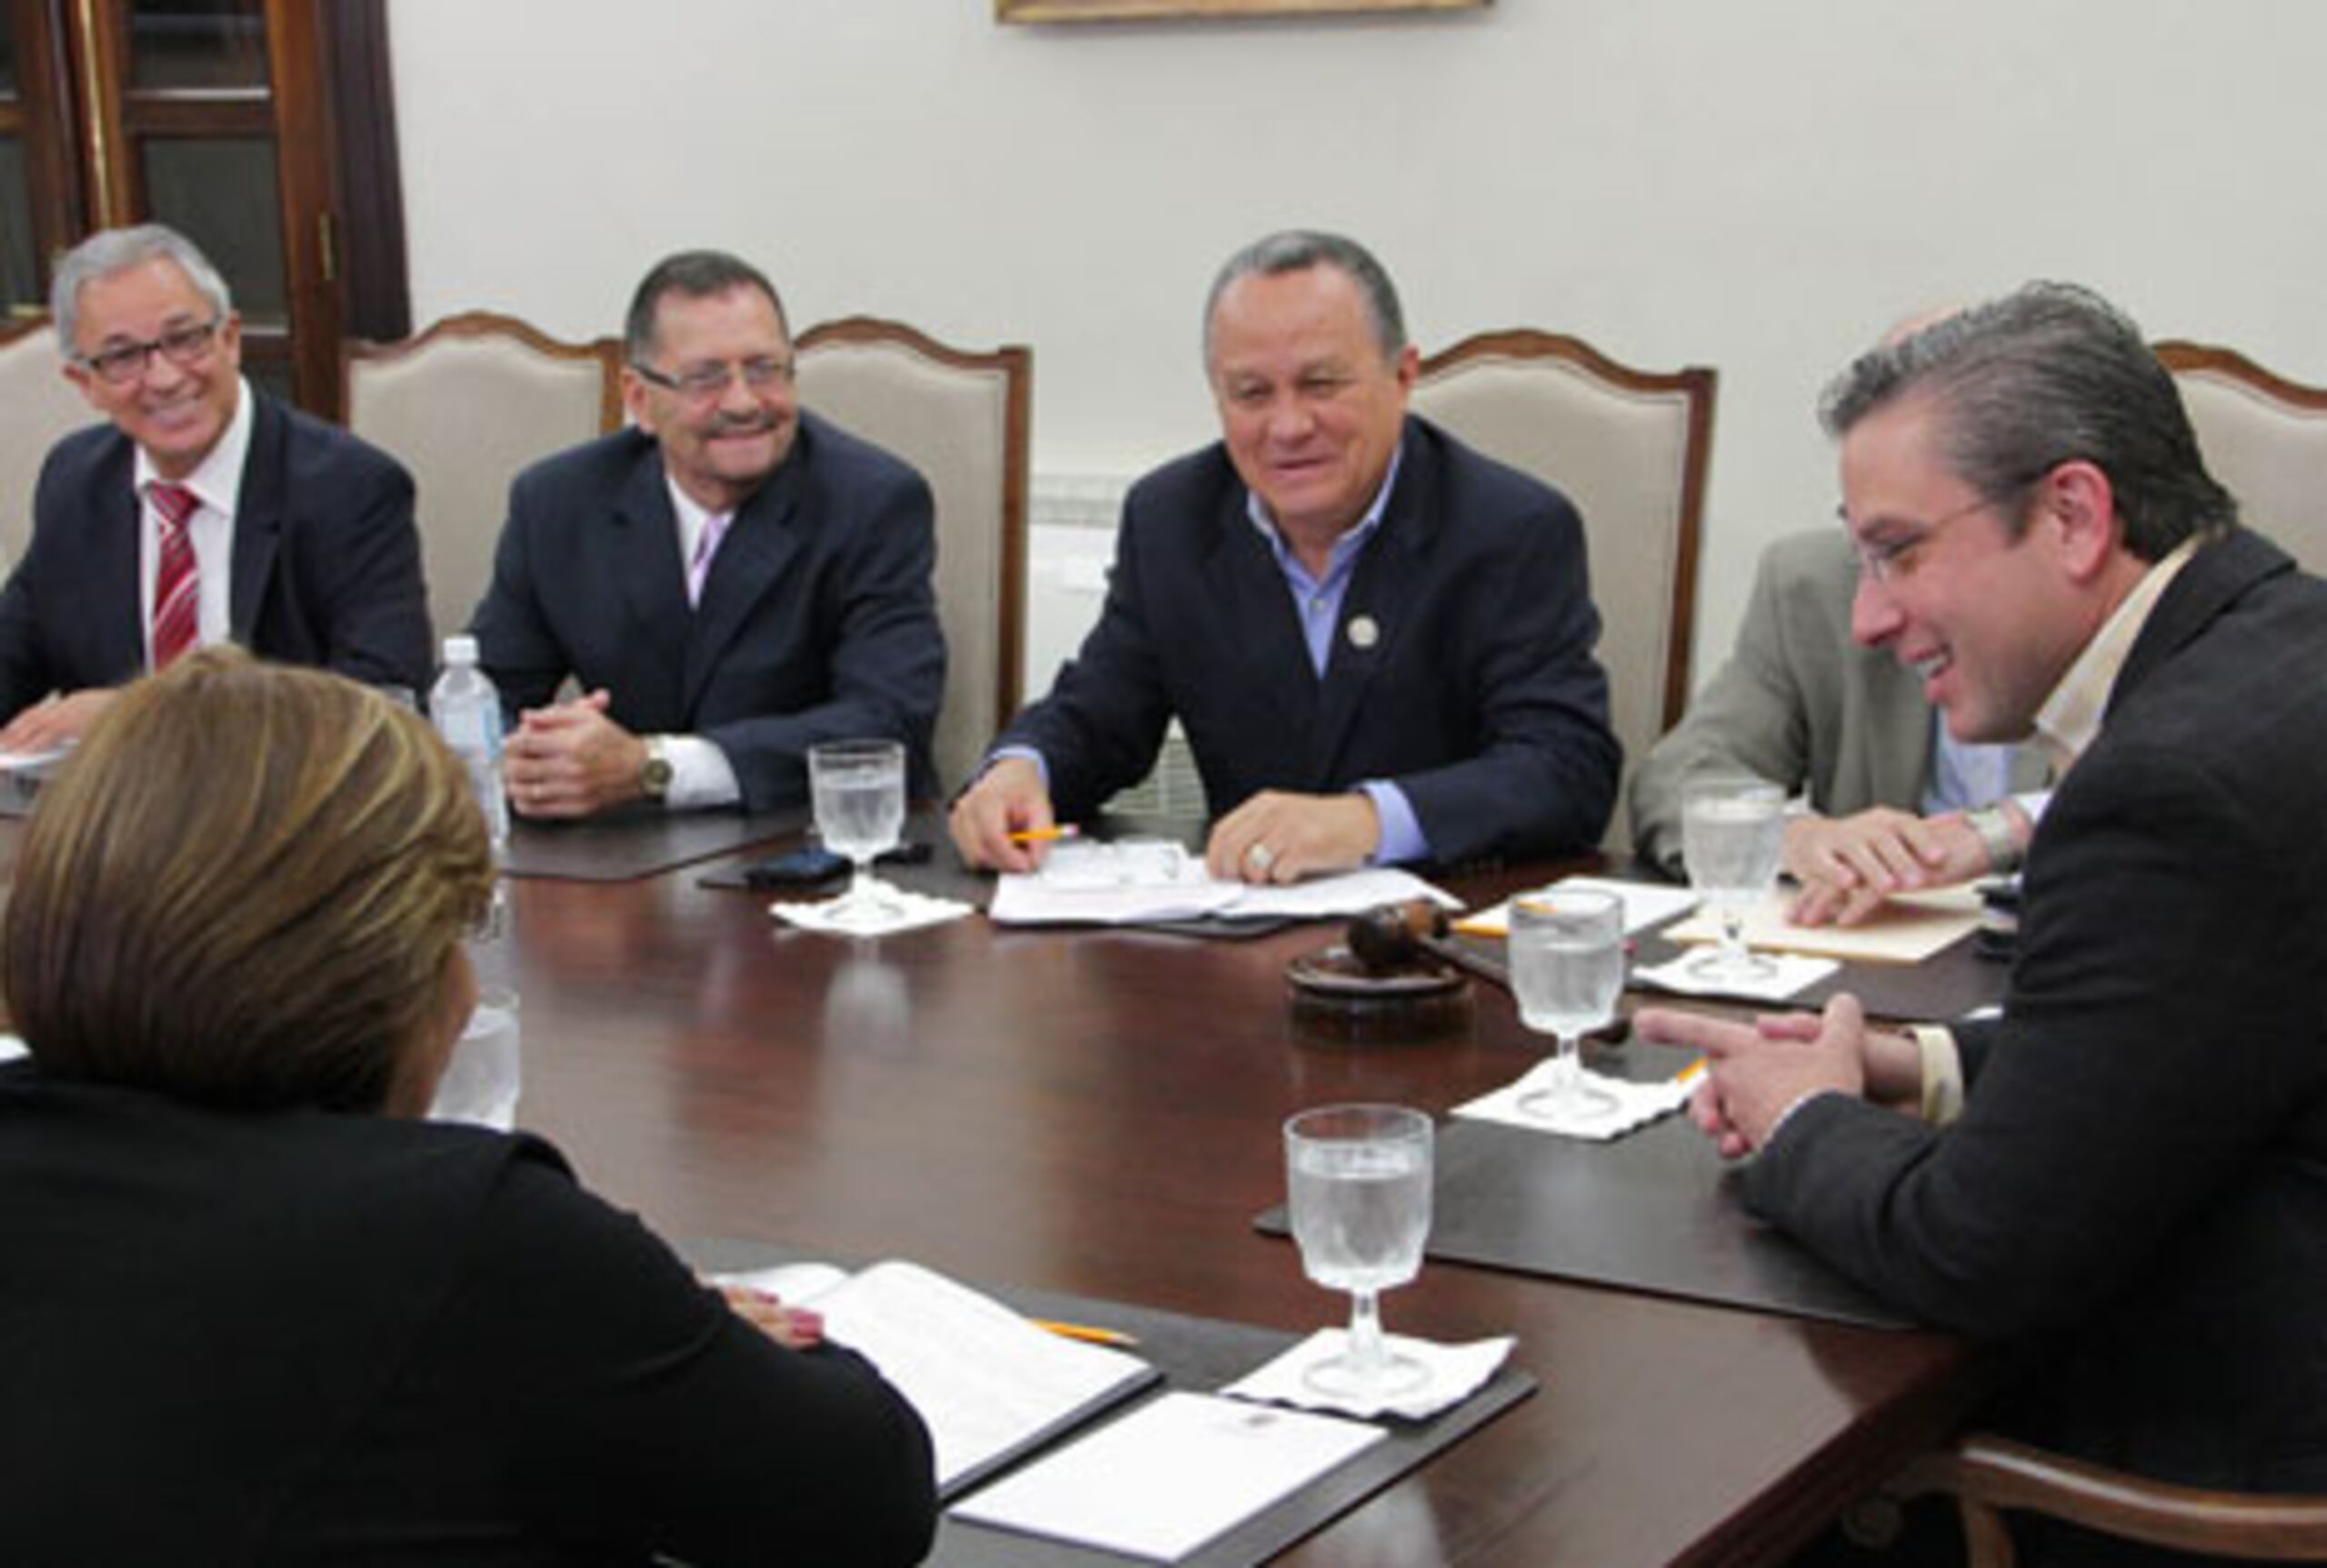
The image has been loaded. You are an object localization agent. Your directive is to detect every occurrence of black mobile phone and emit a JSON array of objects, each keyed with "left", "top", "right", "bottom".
[{"left": 743, "top": 847, "right": 851, "bottom": 888}]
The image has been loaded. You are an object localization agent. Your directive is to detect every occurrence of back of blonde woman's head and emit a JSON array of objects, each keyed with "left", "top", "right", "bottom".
[{"left": 3, "top": 649, "right": 494, "bottom": 1112}]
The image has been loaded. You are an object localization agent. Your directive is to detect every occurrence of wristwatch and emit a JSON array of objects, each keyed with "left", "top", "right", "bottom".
[
  {"left": 639, "top": 735, "right": 675, "bottom": 803},
  {"left": 1964, "top": 803, "right": 2022, "bottom": 875}
]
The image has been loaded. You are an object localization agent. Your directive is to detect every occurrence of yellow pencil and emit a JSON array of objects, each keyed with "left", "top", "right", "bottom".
[
  {"left": 1007, "top": 824, "right": 1080, "bottom": 844},
  {"left": 1030, "top": 1316, "right": 1140, "bottom": 1348}
]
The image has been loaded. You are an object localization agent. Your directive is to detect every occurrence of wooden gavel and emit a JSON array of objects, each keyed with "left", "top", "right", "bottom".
[
  {"left": 1345, "top": 899, "right": 1631, "bottom": 1043},
  {"left": 1346, "top": 900, "right": 1496, "bottom": 984}
]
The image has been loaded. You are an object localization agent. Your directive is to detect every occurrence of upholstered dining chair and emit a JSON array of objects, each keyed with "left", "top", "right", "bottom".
[
  {"left": 344, "top": 312, "right": 624, "bottom": 644},
  {"left": 794, "top": 317, "right": 1031, "bottom": 798},
  {"left": 0, "top": 314, "right": 104, "bottom": 566},
  {"left": 1411, "top": 330, "right": 1715, "bottom": 854},
  {"left": 2160, "top": 339, "right": 2327, "bottom": 577}
]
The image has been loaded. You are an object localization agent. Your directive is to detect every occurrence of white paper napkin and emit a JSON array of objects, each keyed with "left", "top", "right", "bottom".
[
  {"left": 769, "top": 884, "right": 973, "bottom": 937},
  {"left": 1633, "top": 949, "right": 1836, "bottom": 1001},
  {"left": 1223, "top": 1328, "right": 1515, "bottom": 1422},
  {"left": 1453, "top": 1059, "right": 1701, "bottom": 1140}
]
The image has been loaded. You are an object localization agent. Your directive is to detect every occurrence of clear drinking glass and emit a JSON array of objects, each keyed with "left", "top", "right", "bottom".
[
  {"left": 1283, "top": 1104, "right": 1433, "bottom": 1401},
  {"left": 1505, "top": 886, "right": 1625, "bottom": 1123},
  {"left": 807, "top": 739, "right": 907, "bottom": 933},
  {"left": 1681, "top": 776, "right": 1788, "bottom": 984}
]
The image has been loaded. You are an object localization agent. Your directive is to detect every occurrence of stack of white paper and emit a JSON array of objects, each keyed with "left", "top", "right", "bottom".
[
  {"left": 950, "top": 1391, "right": 1385, "bottom": 1562},
  {"left": 989, "top": 851, "right": 1458, "bottom": 927}
]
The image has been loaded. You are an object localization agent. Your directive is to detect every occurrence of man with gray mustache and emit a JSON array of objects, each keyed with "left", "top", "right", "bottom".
[{"left": 472, "top": 249, "right": 943, "bottom": 817}]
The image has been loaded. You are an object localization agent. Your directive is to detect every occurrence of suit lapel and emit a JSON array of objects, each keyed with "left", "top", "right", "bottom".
[
  {"left": 609, "top": 448, "right": 694, "bottom": 702},
  {"left": 681, "top": 441, "right": 805, "bottom": 713},
  {"left": 86, "top": 439, "right": 146, "bottom": 676},
  {"left": 1203, "top": 485, "right": 1317, "bottom": 741},
  {"left": 226, "top": 393, "right": 285, "bottom": 641},
  {"left": 2108, "top": 530, "right": 2286, "bottom": 719},
  {"left": 1305, "top": 424, "right": 1426, "bottom": 784}
]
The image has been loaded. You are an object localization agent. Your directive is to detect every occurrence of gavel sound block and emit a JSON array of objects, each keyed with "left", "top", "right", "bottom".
[{"left": 1281, "top": 902, "right": 1470, "bottom": 1044}]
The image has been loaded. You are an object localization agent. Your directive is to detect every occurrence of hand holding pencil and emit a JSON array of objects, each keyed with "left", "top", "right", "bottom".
[{"left": 947, "top": 755, "right": 1062, "bottom": 874}]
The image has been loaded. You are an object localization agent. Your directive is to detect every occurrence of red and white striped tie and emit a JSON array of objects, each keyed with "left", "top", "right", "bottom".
[{"left": 148, "top": 481, "right": 201, "bottom": 669}]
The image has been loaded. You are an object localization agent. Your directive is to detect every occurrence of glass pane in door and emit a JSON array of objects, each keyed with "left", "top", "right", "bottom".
[
  {"left": 141, "top": 136, "right": 285, "bottom": 320},
  {"left": 0, "top": 9, "right": 18, "bottom": 97},
  {"left": 0, "top": 137, "right": 36, "bottom": 315},
  {"left": 128, "top": 0, "right": 270, "bottom": 92}
]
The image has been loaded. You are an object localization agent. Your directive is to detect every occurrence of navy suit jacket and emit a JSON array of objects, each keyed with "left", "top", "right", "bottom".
[
  {"left": 0, "top": 390, "right": 432, "bottom": 718},
  {"left": 470, "top": 414, "right": 944, "bottom": 812},
  {"left": 1751, "top": 531, "right": 2327, "bottom": 1499},
  {"left": 999, "top": 416, "right": 1620, "bottom": 863}
]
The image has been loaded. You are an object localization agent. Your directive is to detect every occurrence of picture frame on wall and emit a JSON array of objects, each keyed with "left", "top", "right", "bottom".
[{"left": 998, "top": 0, "right": 1489, "bottom": 22}]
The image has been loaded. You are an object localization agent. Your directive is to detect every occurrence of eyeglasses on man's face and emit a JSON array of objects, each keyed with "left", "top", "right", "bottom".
[
  {"left": 1845, "top": 474, "right": 2055, "bottom": 584},
  {"left": 631, "top": 356, "right": 796, "bottom": 402},
  {"left": 77, "top": 317, "right": 225, "bottom": 385}
]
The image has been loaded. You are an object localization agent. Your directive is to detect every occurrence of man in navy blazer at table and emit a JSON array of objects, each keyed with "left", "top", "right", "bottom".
[
  {"left": 0, "top": 224, "right": 430, "bottom": 750},
  {"left": 949, "top": 230, "right": 1618, "bottom": 882},
  {"left": 471, "top": 250, "right": 943, "bottom": 818},
  {"left": 1643, "top": 284, "right": 2327, "bottom": 1565}
]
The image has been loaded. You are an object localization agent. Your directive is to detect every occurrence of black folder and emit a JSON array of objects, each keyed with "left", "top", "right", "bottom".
[{"left": 684, "top": 1240, "right": 1535, "bottom": 1567}]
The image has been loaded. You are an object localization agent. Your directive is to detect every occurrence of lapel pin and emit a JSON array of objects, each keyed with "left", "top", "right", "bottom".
[{"left": 1347, "top": 614, "right": 1380, "bottom": 650}]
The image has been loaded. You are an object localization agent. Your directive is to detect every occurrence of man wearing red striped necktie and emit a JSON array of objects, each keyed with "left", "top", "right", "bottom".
[{"left": 0, "top": 225, "right": 431, "bottom": 754}]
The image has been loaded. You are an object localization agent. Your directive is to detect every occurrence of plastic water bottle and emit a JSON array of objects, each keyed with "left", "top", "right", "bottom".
[
  {"left": 428, "top": 634, "right": 520, "bottom": 1130},
  {"left": 429, "top": 634, "right": 508, "bottom": 856}
]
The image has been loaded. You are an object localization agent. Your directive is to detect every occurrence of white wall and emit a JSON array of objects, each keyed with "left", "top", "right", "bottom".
[{"left": 389, "top": 0, "right": 2327, "bottom": 680}]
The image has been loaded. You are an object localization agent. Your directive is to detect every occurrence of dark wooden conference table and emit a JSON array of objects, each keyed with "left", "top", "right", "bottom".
[{"left": 489, "top": 820, "right": 1994, "bottom": 1568}]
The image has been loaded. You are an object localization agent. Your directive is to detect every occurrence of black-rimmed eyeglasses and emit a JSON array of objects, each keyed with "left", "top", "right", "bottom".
[{"left": 77, "top": 318, "right": 225, "bottom": 385}]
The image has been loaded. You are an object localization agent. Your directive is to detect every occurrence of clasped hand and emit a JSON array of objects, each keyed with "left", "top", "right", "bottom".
[
  {"left": 1783, "top": 807, "right": 1992, "bottom": 927},
  {"left": 1635, "top": 994, "right": 1919, "bottom": 1158},
  {"left": 503, "top": 689, "right": 645, "bottom": 818}
]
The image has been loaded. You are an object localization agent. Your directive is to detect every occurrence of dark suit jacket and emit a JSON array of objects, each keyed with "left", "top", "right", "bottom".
[
  {"left": 1750, "top": 531, "right": 2327, "bottom": 1498},
  {"left": 0, "top": 390, "right": 432, "bottom": 716},
  {"left": 0, "top": 1065, "right": 936, "bottom": 1565},
  {"left": 998, "top": 417, "right": 1620, "bottom": 863},
  {"left": 470, "top": 414, "right": 944, "bottom": 812}
]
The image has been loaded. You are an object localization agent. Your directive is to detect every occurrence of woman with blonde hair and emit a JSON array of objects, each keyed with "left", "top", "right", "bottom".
[{"left": 0, "top": 648, "right": 934, "bottom": 1564}]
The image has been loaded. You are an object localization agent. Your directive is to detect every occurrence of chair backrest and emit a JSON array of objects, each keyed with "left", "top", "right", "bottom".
[
  {"left": 794, "top": 316, "right": 1030, "bottom": 797},
  {"left": 0, "top": 314, "right": 105, "bottom": 565},
  {"left": 2158, "top": 340, "right": 2327, "bottom": 577},
  {"left": 345, "top": 312, "right": 624, "bottom": 644},
  {"left": 1412, "top": 330, "right": 1715, "bottom": 852}
]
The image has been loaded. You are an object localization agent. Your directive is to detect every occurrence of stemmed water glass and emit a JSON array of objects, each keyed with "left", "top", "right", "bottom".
[
  {"left": 1283, "top": 1104, "right": 1434, "bottom": 1401},
  {"left": 1681, "top": 776, "right": 1787, "bottom": 984},
  {"left": 807, "top": 739, "right": 907, "bottom": 934},
  {"left": 1505, "top": 886, "right": 1625, "bottom": 1123}
]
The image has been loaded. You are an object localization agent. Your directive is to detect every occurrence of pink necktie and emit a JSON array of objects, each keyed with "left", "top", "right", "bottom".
[
  {"left": 686, "top": 512, "right": 731, "bottom": 608},
  {"left": 149, "top": 482, "right": 201, "bottom": 669}
]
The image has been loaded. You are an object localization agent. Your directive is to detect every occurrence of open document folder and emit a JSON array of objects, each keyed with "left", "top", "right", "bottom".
[
  {"left": 1662, "top": 883, "right": 1983, "bottom": 964},
  {"left": 987, "top": 838, "right": 1460, "bottom": 926},
  {"left": 712, "top": 1259, "right": 1159, "bottom": 1498}
]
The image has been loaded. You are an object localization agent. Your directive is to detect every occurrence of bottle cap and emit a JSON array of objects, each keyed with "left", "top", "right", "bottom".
[{"left": 442, "top": 634, "right": 479, "bottom": 664}]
